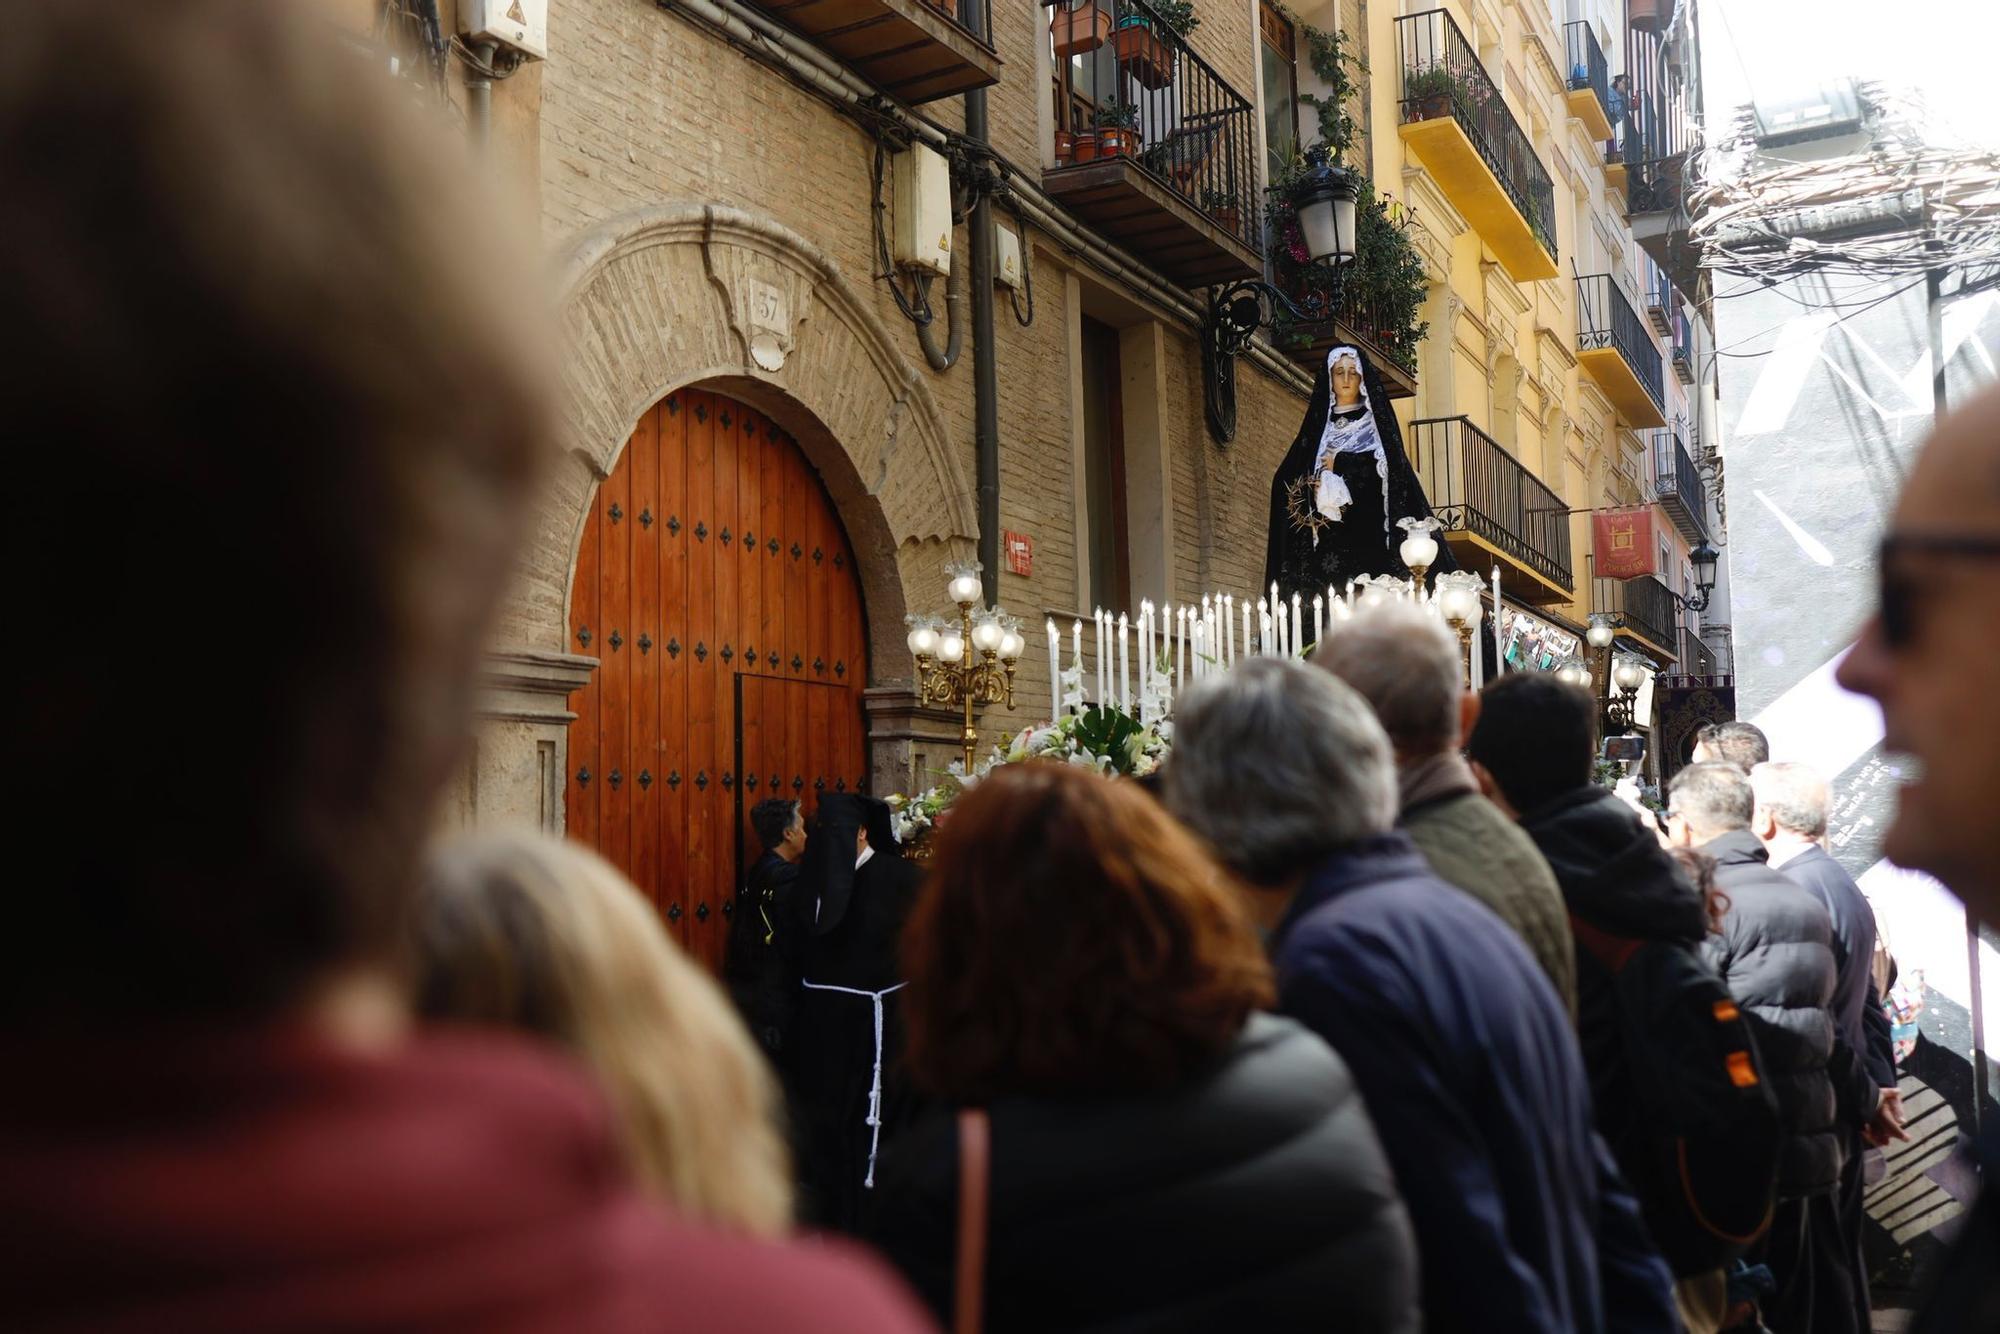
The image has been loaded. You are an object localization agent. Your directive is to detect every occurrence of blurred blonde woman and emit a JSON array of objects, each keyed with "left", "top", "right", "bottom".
[{"left": 414, "top": 829, "right": 793, "bottom": 1237}]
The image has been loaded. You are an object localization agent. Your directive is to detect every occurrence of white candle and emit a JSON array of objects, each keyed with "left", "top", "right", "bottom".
[
  {"left": 1136, "top": 602, "right": 1148, "bottom": 704},
  {"left": 1047, "top": 618, "right": 1061, "bottom": 725},
  {"left": 1313, "top": 595, "right": 1324, "bottom": 647},
  {"left": 1094, "top": 610, "right": 1106, "bottom": 708},
  {"left": 1242, "top": 600, "right": 1252, "bottom": 659},
  {"left": 1118, "top": 613, "right": 1130, "bottom": 713},
  {"left": 1270, "top": 582, "right": 1280, "bottom": 623},
  {"left": 1292, "top": 594, "right": 1303, "bottom": 655},
  {"left": 1176, "top": 605, "right": 1186, "bottom": 691},
  {"left": 1071, "top": 620, "right": 1083, "bottom": 713},
  {"left": 1276, "top": 603, "right": 1289, "bottom": 658},
  {"left": 1492, "top": 568, "right": 1503, "bottom": 674},
  {"left": 1258, "top": 601, "right": 1271, "bottom": 655}
]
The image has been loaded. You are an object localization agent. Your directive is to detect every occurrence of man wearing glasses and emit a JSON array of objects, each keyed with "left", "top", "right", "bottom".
[{"left": 1836, "top": 380, "right": 2000, "bottom": 1334}]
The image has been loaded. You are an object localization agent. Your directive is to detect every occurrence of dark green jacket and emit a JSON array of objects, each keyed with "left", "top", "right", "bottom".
[{"left": 1402, "top": 784, "right": 1578, "bottom": 1020}]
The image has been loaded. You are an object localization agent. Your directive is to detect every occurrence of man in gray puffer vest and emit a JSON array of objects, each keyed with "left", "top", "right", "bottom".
[{"left": 1666, "top": 763, "right": 1856, "bottom": 1334}]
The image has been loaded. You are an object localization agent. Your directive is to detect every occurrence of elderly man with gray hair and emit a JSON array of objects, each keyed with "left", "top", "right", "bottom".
[
  {"left": 1315, "top": 602, "right": 1575, "bottom": 1015},
  {"left": 1667, "top": 762, "right": 1876, "bottom": 1334},
  {"left": 1167, "top": 658, "right": 1676, "bottom": 1334},
  {"left": 1751, "top": 762, "right": 1903, "bottom": 1333}
]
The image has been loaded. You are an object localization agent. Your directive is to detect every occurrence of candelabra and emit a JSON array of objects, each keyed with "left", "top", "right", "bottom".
[
  {"left": 1434, "top": 571, "right": 1487, "bottom": 685},
  {"left": 1603, "top": 654, "right": 1652, "bottom": 732},
  {"left": 905, "top": 562, "right": 1023, "bottom": 773}
]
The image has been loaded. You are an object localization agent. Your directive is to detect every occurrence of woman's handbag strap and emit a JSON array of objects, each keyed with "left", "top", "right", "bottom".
[{"left": 953, "top": 1108, "right": 990, "bottom": 1334}]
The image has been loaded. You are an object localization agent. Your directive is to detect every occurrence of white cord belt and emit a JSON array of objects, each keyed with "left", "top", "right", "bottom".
[{"left": 800, "top": 979, "right": 908, "bottom": 1187}]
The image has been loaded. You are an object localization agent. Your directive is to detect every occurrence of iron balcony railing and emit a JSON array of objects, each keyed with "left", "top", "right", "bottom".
[
  {"left": 1644, "top": 259, "right": 1673, "bottom": 334},
  {"left": 1050, "top": 0, "right": 1259, "bottom": 250},
  {"left": 1650, "top": 425, "right": 1707, "bottom": 543},
  {"left": 1671, "top": 307, "right": 1695, "bottom": 382},
  {"left": 1576, "top": 274, "right": 1665, "bottom": 416},
  {"left": 1396, "top": 9, "right": 1558, "bottom": 263},
  {"left": 1623, "top": 25, "right": 1695, "bottom": 213},
  {"left": 1674, "top": 624, "right": 1732, "bottom": 682},
  {"left": 1408, "top": 415, "right": 1573, "bottom": 592},
  {"left": 1596, "top": 570, "right": 1678, "bottom": 654},
  {"left": 1563, "top": 21, "right": 1611, "bottom": 127}
]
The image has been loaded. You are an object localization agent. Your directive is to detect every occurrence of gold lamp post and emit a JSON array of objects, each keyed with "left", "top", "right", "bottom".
[{"left": 906, "top": 562, "right": 1023, "bottom": 773}]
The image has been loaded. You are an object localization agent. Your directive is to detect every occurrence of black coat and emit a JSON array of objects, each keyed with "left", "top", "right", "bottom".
[
  {"left": 1520, "top": 787, "right": 1710, "bottom": 1160},
  {"left": 1699, "top": 830, "right": 1844, "bottom": 1197},
  {"left": 722, "top": 851, "right": 798, "bottom": 1057},
  {"left": 868, "top": 1013, "right": 1419, "bottom": 1333}
]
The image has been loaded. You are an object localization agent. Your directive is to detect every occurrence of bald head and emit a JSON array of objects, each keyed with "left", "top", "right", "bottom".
[
  {"left": 1311, "top": 602, "right": 1465, "bottom": 758},
  {"left": 1898, "top": 378, "right": 2000, "bottom": 524}
]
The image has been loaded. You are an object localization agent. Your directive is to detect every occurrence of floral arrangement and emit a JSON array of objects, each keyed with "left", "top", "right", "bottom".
[{"left": 887, "top": 698, "right": 1170, "bottom": 846}]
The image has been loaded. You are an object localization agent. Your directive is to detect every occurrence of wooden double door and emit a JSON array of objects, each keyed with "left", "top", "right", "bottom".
[{"left": 567, "top": 389, "right": 869, "bottom": 970}]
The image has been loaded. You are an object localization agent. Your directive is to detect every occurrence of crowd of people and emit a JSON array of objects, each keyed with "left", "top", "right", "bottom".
[{"left": 5, "top": 4, "right": 1995, "bottom": 1332}]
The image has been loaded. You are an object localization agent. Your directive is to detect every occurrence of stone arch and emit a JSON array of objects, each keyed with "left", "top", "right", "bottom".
[{"left": 500, "top": 203, "right": 978, "bottom": 690}]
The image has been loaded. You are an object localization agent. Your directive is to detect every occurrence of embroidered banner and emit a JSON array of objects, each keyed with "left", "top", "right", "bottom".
[{"left": 1593, "top": 506, "right": 1657, "bottom": 580}]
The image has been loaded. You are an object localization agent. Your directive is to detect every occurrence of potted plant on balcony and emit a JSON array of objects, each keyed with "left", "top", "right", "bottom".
[
  {"left": 1050, "top": 0, "right": 1113, "bottom": 58},
  {"left": 1403, "top": 63, "right": 1460, "bottom": 122},
  {"left": 1201, "top": 187, "right": 1240, "bottom": 237},
  {"left": 1093, "top": 100, "right": 1140, "bottom": 158},
  {"left": 1112, "top": 0, "right": 1192, "bottom": 91}
]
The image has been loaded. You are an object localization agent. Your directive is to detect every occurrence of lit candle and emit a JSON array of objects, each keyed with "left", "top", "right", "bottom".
[
  {"left": 1071, "top": 619, "right": 1083, "bottom": 713},
  {"left": 1094, "top": 610, "right": 1106, "bottom": 708},
  {"left": 1313, "top": 594, "right": 1324, "bottom": 647},
  {"left": 1118, "top": 613, "right": 1130, "bottom": 713},
  {"left": 1136, "top": 602, "right": 1148, "bottom": 704},
  {"left": 1276, "top": 602, "right": 1289, "bottom": 658},
  {"left": 1047, "top": 618, "right": 1061, "bottom": 725},
  {"left": 1292, "top": 593, "right": 1304, "bottom": 655},
  {"left": 1258, "top": 600, "right": 1271, "bottom": 655}
]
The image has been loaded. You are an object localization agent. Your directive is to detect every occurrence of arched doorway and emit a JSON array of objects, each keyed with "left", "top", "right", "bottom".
[{"left": 567, "top": 387, "right": 868, "bottom": 970}]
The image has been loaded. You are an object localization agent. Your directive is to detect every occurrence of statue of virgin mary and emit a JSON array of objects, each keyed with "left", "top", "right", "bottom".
[{"left": 1262, "top": 344, "right": 1456, "bottom": 600}]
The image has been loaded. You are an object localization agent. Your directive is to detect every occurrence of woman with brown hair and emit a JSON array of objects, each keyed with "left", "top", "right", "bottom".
[
  {"left": 413, "top": 830, "right": 794, "bottom": 1237},
  {"left": 869, "top": 762, "right": 1419, "bottom": 1332}
]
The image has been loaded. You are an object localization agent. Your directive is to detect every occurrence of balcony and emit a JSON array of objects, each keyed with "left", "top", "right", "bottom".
[
  {"left": 1649, "top": 426, "right": 1707, "bottom": 543},
  {"left": 1594, "top": 569, "right": 1678, "bottom": 660},
  {"left": 1624, "top": 24, "right": 1702, "bottom": 292},
  {"left": 741, "top": 0, "right": 1000, "bottom": 104},
  {"left": 1576, "top": 274, "right": 1666, "bottom": 428},
  {"left": 1044, "top": 0, "right": 1260, "bottom": 287},
  {"left": 1671, "top": 308, "right": 1695, "bottom": 383},
  {"left": 1271, "top": 253, "right": 1420, "bottom": 399},
  {"left": 1395, "top": 9, "right": 1558, "bottom": 282},
  {"left": 1562, "top": 22, "right": 1615, "bottom": 141},
  {"left": 1644, "top": 262, "right": 1673, "bottom": 335},
  {"left": 1668, "top": 624, "right": 1733, "bottom": 686},
  {"left": 1408, "top": 415, "right": 1574, "bottom": 602}
]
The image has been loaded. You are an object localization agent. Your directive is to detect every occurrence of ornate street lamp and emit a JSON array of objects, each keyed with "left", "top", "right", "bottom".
[
  {"left": 1202, "top": 143, "right": 1363, "bottom": 444},
  {"left": 1398, "top": 517, "right": 1442, "bottom": 593},
  {"left": 1435, "top": 570, "right": 1486, "bottom": 684},
  {"left": 1604, "top": 654, "right": 1652, "bottom": 731},
  {"left": 906, "top": 561, "right": 1020, "bottom": 772},
  {"left": 1555, "top": 660, "right": 1594, "bottom": 689},
  {"left": 1685, "top": 540, "right": 1720, "bottom": 612}
]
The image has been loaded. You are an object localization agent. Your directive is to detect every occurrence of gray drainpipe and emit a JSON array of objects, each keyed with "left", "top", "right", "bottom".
[{"left": 963, "top": 0, "right": 1001, "bottom": 606}]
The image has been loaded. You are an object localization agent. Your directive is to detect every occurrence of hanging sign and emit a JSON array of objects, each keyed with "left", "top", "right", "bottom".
[
  {"left": 1004, "top": 530, "right": 1034, "bottom": 577},
  {"left": 1593, "top": 506, "right": 1658, "bottom": 580}
]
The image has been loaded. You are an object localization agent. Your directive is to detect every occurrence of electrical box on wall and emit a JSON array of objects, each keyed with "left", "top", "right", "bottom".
[
  {"left": 461, "top": 0, "right": 548, "bottom": 61},
  {"left": 892, "top": 144, "right": 952, "bottom": 277},
  {"left": 994, "top": 223, "right": 1022, "bottom": 290}
]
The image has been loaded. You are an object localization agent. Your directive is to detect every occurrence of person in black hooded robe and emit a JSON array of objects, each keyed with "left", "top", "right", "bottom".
[
  {"left": 789, "top": 792, "right": 926, "bottom": 1234},
  {"left": 1263, "top": 344, "right": 1458, "bottom": 602}
]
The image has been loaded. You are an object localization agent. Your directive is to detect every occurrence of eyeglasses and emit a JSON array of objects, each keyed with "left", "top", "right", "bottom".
[{"left": 1876, "top": 533, "right": 2000, "bottom": 649}]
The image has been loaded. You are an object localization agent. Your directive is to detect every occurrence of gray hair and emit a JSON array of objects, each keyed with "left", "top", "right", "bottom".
[
  {"left": 1693, "top": 721, "right": 1769, "bottom": 774},
  {"left": 1311, "top": 601, "right": 1463, "bottom": 755},
  {"left": 1749, "top": 761, "right": 1830, "bottom": 839},
  {"left": 1668, "top": 762, "right": 1755, "bottom": 839},
  {"left": 1164, "top": 657, "right": 1398, "bottom": 886}
]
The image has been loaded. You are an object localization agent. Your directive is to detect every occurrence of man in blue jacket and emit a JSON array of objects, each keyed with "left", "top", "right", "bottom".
[{"left": 1167, "top": 658, "right": 1676, "bottom": 1334}]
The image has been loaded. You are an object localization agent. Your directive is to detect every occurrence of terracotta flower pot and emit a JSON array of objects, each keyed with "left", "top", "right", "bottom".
[
  {"left": 1072, "top": 129, "right": 1100, "bottom": 163},
  {"left": 1050, "top": 3, "right": 1113, "bottom": 57},
  {"left": 1112, "top": 24, "right": 1174, "bottom": 91},
  {"left": 1096, "top": 126, "right": 1135, "bottom": 158},
  {"left": 1210, "top": 205, "right": 1240, "bottom": 235},
  {"left": 1054, "top": 129, "right": 1075, "bottom": 167},
  {"left": 1419, "top": 92, "right": 1453, "bottom": 120}
]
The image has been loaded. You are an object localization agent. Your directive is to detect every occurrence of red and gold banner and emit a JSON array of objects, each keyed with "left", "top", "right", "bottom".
[{"left": 1593, "top": 506, "right": 1657, "bottom": 580}]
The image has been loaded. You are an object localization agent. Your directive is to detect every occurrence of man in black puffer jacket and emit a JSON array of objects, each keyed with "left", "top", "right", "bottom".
[
  {"left": 1666, "top": 763, "right": 1852, "bottom": 1334},
  {"left": 1469, "top": 673, "right": 1730, "bottom": 1332}
]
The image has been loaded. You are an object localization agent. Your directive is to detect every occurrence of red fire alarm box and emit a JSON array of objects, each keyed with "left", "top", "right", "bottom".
[{"left": 1003, "top": 530, "right": 1033, "bottom": 577}]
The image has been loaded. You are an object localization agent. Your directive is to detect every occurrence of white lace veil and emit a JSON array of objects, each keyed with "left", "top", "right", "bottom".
[{"left": 1311, "top": 346, "right": 1392, "bottom": 538}]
